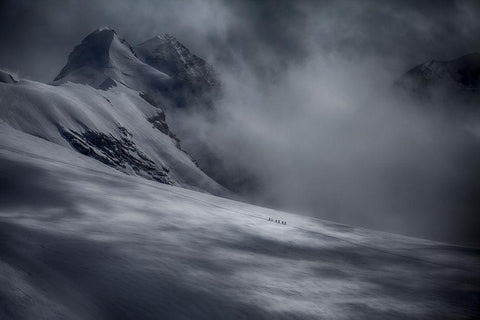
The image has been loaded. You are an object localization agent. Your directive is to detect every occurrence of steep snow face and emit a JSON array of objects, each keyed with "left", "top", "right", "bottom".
[
  {"left": 0, "top": 78, "right": 226, "bottom": 194},
  {"left": 0, "top": 132, "right": 479, "bottom": 319},
  {"left": 135, "top": 34, "right": 220, "bottom": 109},
  {"left": 54, "top": 28, "right": 171, "bottom": 92}
]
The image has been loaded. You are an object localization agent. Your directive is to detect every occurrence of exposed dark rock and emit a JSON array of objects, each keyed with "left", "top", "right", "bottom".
[
  {"left": 118, "top": 126, "right": 132, "bottom": 137},
  {"left": 146, "top": 111, "right": 201, "bottom": 168},
  {"left": 60, "top": 126, "right": 172, "bottom": 184},
  {"left": 139, "top": 92, "right": 159, "bottom": 108},
  {"left": 98, "top": 77, "right": 117, "bottom": 90},
  {"left": 396, "top": 53, "right": 480, "bottom": 103},
  {"left": 135, "top": 34, "right": 221, "bottom": 109},
  {"left": 0, "top": 70, "right": 18, "bottom": 84},
  {"left": 147, "top": 111, "right": 181, "bottom": 149}
]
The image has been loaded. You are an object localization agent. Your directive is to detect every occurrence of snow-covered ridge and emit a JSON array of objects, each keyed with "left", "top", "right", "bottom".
[
  {"left": 0, "top": 28, "right": 227, "bottom": 195},
  {"left": 53, "top": 28, "right": 171, "bottom": 92},
  {"left": 54, "top": 28, "right": 219, "bottom": 110}
]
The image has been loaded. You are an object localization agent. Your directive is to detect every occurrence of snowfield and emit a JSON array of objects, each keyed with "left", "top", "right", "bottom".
[{"left": 1, "top": 125, "right": 479, "bottom": 319}]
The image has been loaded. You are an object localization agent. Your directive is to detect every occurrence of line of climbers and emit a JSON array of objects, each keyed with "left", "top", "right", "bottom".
[{"left": 268, "top": 217, "right": 286, "bottom": 225}]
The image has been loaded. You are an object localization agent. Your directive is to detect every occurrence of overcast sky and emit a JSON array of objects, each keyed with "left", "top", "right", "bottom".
[
  {"left": 1, "top": 0, "right": 479, "bottom": 81},
  {"left": 1, "top": 0, "right": 480, "bottom": 245}
]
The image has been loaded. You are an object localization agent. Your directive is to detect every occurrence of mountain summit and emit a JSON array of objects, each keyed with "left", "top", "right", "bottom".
[
  {"left": 54, "top": 28, "right": 219, "bottom": 110},
  {"left": 135, "top": 34, "right": 219, "bottom": 108},
  {"left": 54, "top": 28, "right": 170, "bottom": 92},
  {"left": 397, "top": 52, "right": 480, "bottom": 96}
]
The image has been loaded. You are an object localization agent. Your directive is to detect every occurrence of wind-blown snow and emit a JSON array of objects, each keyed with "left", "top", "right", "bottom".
[{"left": 0, "top": 125, "right": 479, "bottom": 319}]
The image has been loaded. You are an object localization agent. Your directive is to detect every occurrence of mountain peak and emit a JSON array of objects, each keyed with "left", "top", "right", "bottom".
[
  {"left": 134, "top": 34, "right": 220, "bottom": 108},
  {"left": 154, "top": 33, "right": 176, "bottom": 42},
  {"left": 53, "top": 27, "right": 119, "bottom": 82},
  {"left": 94, "top": 26, "right": 116, "bottom": 34},
  {"left": 53, "top": 27, "right": 149, "bottom": 88},
  {"left": 397, "top": 52, "right": 480, "bottom": 93}
]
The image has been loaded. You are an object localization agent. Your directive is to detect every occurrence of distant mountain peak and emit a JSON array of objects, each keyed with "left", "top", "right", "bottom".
[
  {"left": 398, "top": 52, "right": 480, "bottom": 92},
  {"left": 396, "top": 52, "right": 480, "bottom": 112}
]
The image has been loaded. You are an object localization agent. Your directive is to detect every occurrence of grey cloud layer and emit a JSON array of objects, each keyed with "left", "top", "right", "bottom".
[
  {"left": 1, "top": 0, "right": 479, "bottom": 80},
  {"left": 1, "top": 0, "right": 480, "bottom": 245}
]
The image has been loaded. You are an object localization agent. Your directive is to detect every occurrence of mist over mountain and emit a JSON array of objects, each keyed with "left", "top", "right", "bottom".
[
  {"left": 54, "top": 27, "right": 219, "bottom": 111},
  {"left": 397, "top": 52, "right": 480, "bottom": 113},
  {"left": 1, "top": 1, "right": 480, "bottom": 318}
]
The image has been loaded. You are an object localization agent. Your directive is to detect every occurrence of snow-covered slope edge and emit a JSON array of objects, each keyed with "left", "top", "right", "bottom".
[{"left": 0, "top": 125, "right": 479, "bottom": 319}]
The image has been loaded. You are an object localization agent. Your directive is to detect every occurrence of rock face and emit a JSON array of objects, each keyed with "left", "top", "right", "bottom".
[
  {"left": 97, "top": 77, "right": 117, "bottom": 90},
  {"left": 60, "top": 126, "right": 173, "bottom": 184},
  {"left": 138, "top": 91, "right": 182, "bottom": 149},
  {"left": 135, "top": 34, "right": 220, "bottom": 109},
  {"left": 147, "top": 111, "right": 181, "bottom": 148},
  {"left": 396, "top": 53, "right": 480, "bottom": 108}
]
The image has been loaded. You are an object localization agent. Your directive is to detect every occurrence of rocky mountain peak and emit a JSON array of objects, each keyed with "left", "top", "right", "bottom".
[
  {"left": 53, "top": 28, "right": 219, "bottom": 110},
  {"left": 397, "top": 52, "right": 480, "bottom": 93},
  {"left": 135, "top": 34, "right": 220, "bottom": 106},
  {"left": 54, "top": 27, "right": 120, "bottom": 81}
]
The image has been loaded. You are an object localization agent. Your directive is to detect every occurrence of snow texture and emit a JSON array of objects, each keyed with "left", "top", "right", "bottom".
[{"left": 0, "top": 125, "right": 479, "bottom": 319}]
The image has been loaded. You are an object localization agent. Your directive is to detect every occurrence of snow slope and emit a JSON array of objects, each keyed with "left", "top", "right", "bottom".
[
  {"left": 0, "top": 28, "right": 226, "bottom": 194},
  {"left": 0, "top": 71, "right": 225, "bottom": 194},
  {"left": 0, "top": 125, "right": 479, "bottom": 319}
]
